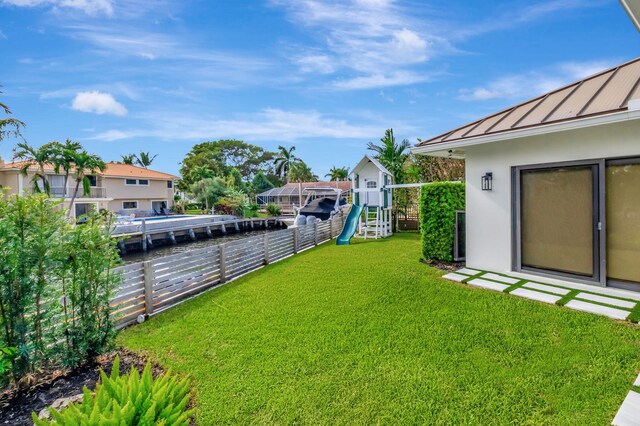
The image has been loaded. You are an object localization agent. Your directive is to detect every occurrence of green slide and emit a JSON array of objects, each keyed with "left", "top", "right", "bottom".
[{"left": 336, "top": 204, "right": 364, "bottom": 245}]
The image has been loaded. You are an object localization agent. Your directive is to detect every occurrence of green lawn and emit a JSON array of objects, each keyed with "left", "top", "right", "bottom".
[{"left": 119, "top": 233, "right": 640, "bottom": 425}]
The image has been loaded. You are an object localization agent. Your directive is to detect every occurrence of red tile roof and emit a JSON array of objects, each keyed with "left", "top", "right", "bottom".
[{"left": 0, "top": 161, "right": 178, "bottom": 180}]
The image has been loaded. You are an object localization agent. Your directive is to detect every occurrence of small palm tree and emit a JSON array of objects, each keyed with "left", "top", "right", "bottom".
[
  {"left": 50, "top": 139, "right": 83, "bottom": 200},
  {"left": 120, "top": 154, "right": 136, "bottom": 165},
  {"left": 366, "top": 128, "right": 410, "bottom": 183},
  {"left": 135, "top": 151, "right": 157, "bottom": 168},
  {"left": 188, "top": 165, "right": 215, "bottom": 182},
  {"left": 325, "top": 166, "right": 349, "bottom": 181},
  {"left": 67, "top": 151, "right": 106, "bottom": 218},
  {"left": 273, "top": 145, "right": 298, "bottom": 183},
  {"left": 13, "top": 142, "right": 55, "bottom": 195}
]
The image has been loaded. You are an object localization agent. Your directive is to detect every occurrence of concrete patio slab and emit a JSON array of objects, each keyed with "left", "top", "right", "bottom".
[
  {"left": 482, "top": 273, "right": 520, "bottom": 285},
  {"left": 523, "top": 282, "right": 571, "bottom": 296},
  {"left": 565, "top": 300, "right": 630, "bottom": 320},
  {"left": 511, "top": 288, "right": 562, "bottom": 304},
  {"left": 457, "top": 268, "right": 480, "bottom": 276},
  {"left": 442, "top": 273, "right": 468, "bottom": 282},
  {"left": 576, "top": 292, "right": 637, "bottom": 309},
  {"left": 467, "top": 278, "right": 510, "bottom": 292},
  {"left": 612, "top": 391, "right": 640, "bottom": 426}
]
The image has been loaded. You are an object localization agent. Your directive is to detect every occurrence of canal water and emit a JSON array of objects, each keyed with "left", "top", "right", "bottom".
[{"left": 120, "top": 227, "right": 282, "bottom": 264}]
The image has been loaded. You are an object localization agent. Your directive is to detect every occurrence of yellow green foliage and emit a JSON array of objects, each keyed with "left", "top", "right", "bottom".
[{"left": 33, "top": 356, "right": 192, "bottom": 425}]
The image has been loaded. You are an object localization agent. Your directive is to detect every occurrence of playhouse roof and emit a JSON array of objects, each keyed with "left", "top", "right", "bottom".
[
  {"left": 415, "top": 57, "right": 640, "bottom": 153},
  {"left": 351, "top": 155, "right": 392, "bottom": 177}
]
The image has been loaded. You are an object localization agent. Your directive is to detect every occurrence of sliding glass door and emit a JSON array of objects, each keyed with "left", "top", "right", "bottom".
[
  {"left": 515, "top": 163, "right": 600, "bottom": 281},
  {"left": 606, "top": 160, "right": 640, "bottom": 286}
]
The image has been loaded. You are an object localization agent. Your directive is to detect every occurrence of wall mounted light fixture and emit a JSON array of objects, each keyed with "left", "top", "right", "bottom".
[{"left": 481, "top": 172, "right": 493, "bottom": 191}]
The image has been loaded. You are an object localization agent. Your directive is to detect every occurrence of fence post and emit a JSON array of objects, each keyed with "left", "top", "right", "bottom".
[
  {"left": 264, "top": 233, "right": 270, "bottom": 265},
  {"left": 143, "top": 260, "right": 154, "bottom": 315},
  {"left": 314, "top": 221, "right": 319, "bottom": 246},
  {"left": 293, "top": 227, "right": 299, "bottom": 254},
  {"left": 219, "top": 244, "right": 227, "bottom": 283}
]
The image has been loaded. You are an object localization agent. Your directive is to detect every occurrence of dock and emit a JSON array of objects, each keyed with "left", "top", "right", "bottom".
[{"left": 112, "top": 215, "right": 285, "bottom": 252}]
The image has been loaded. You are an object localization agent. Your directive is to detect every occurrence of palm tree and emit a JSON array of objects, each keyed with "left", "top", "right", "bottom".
[
  {"left": 366, "top": 128, "right": 410, "bottom": 183},
  {"left": 325, "top": 166, "right": 349, "bottom": 181},
  {"left": 289, "top": 161, "right": 317, "bottom": 183},
  {"left": 120, "top": 154, "right": 136, "bottom": 165},
  {"left": 49, "top": 139, "right": 83, "bottom": 200},
  {"left": 67, "top": 151, "right": 106, "bottom": 218},
  {"left": 1, "top": 89, "right": 25, "bottom": 143},
  {"left": 135, "top": 151, "right": 157, "bottom": 168},
  {"left": 273, "top": 145, "right": 298, "bottom": 183},
  {"left": 12, "top": 142, "right": 55, "bottom": 195},
  {"left": 188, "top": 165, "right": 215, "bottom": 182}
]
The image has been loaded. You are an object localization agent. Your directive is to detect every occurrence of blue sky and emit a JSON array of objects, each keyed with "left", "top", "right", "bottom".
[{"left": 0, "top": 0, "right": 638, "bottom": 178}]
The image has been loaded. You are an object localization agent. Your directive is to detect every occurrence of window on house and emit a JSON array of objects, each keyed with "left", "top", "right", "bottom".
[
  {"left": 167, "top": 180, "right": 173, "bottom": 189},
  {"left": 138, "top": 179, "right": 149, "bottom": 186},
  {"left": 366, "top": 181, "right": 377, "bottom": 189},
  {"left": 125, "top": 179, "right": 137, "bottom": 185},
  {"left": 86, "top": 175, "right": 97, "bottom": 187},
  {"left": 122, "top": 201, "right": 138, "bottom": 209}
]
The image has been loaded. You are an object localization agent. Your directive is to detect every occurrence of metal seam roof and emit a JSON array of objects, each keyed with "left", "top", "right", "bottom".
[{"left": 417, "top": 57, "right": 640, "bottom": 147}]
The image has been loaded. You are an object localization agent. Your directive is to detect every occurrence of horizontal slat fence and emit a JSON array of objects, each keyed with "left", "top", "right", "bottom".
[{"left": 111, "top": 216, "right": 345, "bottom": 328}]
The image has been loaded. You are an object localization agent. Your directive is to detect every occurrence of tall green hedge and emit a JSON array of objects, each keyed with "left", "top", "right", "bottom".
[{"left": 420, "top": 182, "right": 465, "bottom": 261}]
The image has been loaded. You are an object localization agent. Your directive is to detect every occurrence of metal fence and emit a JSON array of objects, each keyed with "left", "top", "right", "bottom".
[{"left": 110, "top": 216, "right": 345, "bottom": 328}]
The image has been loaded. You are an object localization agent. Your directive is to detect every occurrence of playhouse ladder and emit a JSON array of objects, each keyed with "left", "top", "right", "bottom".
[{"left": 363, "top": 206, "right": 380, "bottom": 239}]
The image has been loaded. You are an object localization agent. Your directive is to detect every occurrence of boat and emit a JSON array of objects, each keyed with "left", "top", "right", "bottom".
[{"left": 289, "top": 187, "right": 347, "bottom": 226}]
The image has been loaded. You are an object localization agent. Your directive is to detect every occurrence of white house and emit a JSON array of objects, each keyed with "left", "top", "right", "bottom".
[
  {"left": 351, "top": 155, "right": 393, "bottom": 238},
  {"left": 413, "top": 58, "right": 640, "bottom": 293}
]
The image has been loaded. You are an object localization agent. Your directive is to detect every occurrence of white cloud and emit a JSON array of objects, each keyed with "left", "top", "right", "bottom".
[
  {"left": 334, "top": 71, "right": 430, "bottom": 90},
  {"left": 458, "top": 60, "right": 617, "bottom": 101},
  {"left": 87, "top": 108, "right": 402, "bottom": 142},
  {"left": 71, "top": 91, "right": 127, "bottom": 116},
  {"left": 2, "top": 0, "right": 114, "bottom": 16},
  {"left": 273, "top": 0, "right": 446, "bottom": 89}
]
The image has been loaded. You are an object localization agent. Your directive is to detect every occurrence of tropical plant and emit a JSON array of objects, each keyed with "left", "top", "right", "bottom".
[
  {"left": 367, "top": 128, "right": 410, "bottom": 183},
  {"left": 120, "top": 153, "right": 136, "bottom": 165},
  {"left": 0, "top": 89, "right": 24, "bottom": 143},
  {"left": 325, "top": 165, "right": 349, "bottom": 181},
  {"left": 188, "top": 165, "right": 215, "bottom": 182},
  {"left": 49, "top": 139, "right": 83, "bottom": 201},
  {"left": 214, "top": 189, "right": 249, "bottom": 216},
  {"left": 179, "top": 140, "right": 276, "bottom": 189},
  {"left": 135, "top": 151, "right": 157, "bottom": 168},
  {"left": 265, "top": 203, "right": 281, "bottom": 216},
  {"left": 0, "top": 347, "right": 17, "bottom": 387},
  {"left": 67, "top": 151, "right": 106, "bottom": 219},
  {"left": 12, "top": 141, "right": 56, "bottom": 195},
  {"left": 189, "top": 177, "right": 228, "bottom": 211},
  {"left": 288, "top": 160, "right": 318, "bottom": 183},
  {"left": 33, "top": 356, "right": 193, "bottom": 425},
  {"left": 274, "top": 145, "right": 298, "bottom": 182}
]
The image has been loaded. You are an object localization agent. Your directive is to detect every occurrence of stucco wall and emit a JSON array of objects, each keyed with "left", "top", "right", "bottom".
[
  {"left": 465, "top": 118, "right": 640, "bottom": 274},
  {"left": 104, "top": 177, "right": 174, "bottom": 212}
]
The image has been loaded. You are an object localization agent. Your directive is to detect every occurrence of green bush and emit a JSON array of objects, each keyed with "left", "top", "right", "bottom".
[
  {"left": 33, "top": 355, "right": 193, "bottom": 425},
  {"left": 419, "top": 182, "right": 465, "bottom": 261},
  {"left": 0, "top": 193, "right": 120, "bottom": 383},
  {"left": 265, "top": 203, "right": 281, "bottom": 217}
]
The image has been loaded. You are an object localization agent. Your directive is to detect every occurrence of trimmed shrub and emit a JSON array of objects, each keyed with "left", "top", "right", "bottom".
[
  {"left": 419, "top": 182, "right": 465, "bottom": 261},
  {"left": 265, "top": 203, "right": 281, "bottom": 216},
  {"left": 33, "top": 356, "right": 193, "bottom": 425}
]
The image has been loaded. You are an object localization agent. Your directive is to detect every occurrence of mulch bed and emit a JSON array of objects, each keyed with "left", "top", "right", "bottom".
[
  {"left": 0, "top": 348, "right": 163, "bottom": 425},
  {"left": 420, "top": 258, "right": 465, "bottom": 272}
]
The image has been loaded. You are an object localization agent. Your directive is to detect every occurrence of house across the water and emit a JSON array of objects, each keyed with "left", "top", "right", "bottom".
[
  {"left": 0, "top": 159, "right": 178, "bottom": 219},
  {"left": 414, "top": 57, "right": 640, "bottom": 292},
  {"left": 256, "top": 180, "right": 351, "bottom": 214}
]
